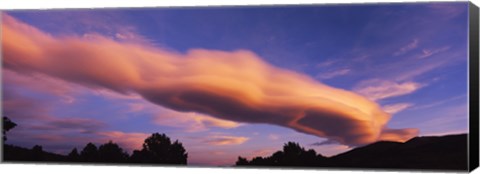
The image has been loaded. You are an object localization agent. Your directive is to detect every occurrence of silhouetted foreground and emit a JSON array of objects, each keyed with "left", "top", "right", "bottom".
[
  {"left": 236, "top": 134, "right": 468, "bottom": 171},
  {"left": 3, "top": 117, "right": 16, "bottom": 141},
  {"left": 4, "top": 144, "right": 68, "bottom": 162},
  {"left": 3, "top": 117, "right": 187, "bottom": 165},
  {"left": 236, "top": 142, "right": 328, "bottom": 167},
  {"left": 2, "top": 116, "right": 468, "bottom": 170},
  {"left": 3, "top": 134, "right": 188, "bottom": 165}
]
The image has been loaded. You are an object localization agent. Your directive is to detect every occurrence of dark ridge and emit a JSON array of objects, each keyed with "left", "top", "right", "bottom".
[
  {"left": 329, "top": 134, "right": 467, "bottom": 170},
  {"left": 237, "top": 134, "right": 468, "bottom": 171},
  {"left": 3, "top": 144, "right": 68, "bottom": 162}
]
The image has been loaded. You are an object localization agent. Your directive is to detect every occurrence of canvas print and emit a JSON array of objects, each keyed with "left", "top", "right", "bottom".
[{"left": 1, "top": 2, "right": 476, "bottom": 172}]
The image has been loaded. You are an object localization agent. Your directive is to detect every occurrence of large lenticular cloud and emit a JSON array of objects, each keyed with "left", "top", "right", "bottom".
[{"left": 1, "top": 14, "right": 418, "bottom": 146}]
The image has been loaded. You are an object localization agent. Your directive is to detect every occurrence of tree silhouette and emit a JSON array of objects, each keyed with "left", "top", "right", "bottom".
[
  {"left": 80, "top": 142, "right": 99, "bottom": 162},
  {"left": 236, "top": 141, "right": 326, "bottom": 167},
  {"left": 236, "top": 157, "right": 249, "bottom": 165},
  {"left": 3, "top": 117, "right": 17, "bottom": 142},
  {"left": 68, "top": 148, "right": 80, "bottom": 162},
  {"left": 130, "top": 133, "right": 187, "bottom": 164},
  {"left": 98, "top": 141, "right": 129, "bottom": 163},
  {"left": 31, "top": 145, "right": 44, "bottom": 161}
]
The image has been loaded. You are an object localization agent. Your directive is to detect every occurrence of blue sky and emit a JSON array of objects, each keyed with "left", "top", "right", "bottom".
[{"left": 2, "top": 2, "right": 469, "bottom": 166}]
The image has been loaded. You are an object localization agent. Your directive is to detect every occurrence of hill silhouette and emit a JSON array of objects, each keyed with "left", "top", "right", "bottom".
[
  {"left": 3, "top": 144, "right": 68, "bottom": 162},
  {"left": 236, "top": 134, "right": 468, "bottom": 171},
  {"left": 329, "top": 134, "right": 467, "bottom": 170}
]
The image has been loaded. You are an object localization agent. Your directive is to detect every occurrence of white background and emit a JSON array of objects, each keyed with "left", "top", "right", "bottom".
[{"left": 0, "top": 0, "right": 479, "bottom": 174}]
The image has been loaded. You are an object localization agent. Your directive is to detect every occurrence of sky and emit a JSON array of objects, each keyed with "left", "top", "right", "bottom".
[{"left": 1, "top": 2, "right": 470, "bottom": 166}]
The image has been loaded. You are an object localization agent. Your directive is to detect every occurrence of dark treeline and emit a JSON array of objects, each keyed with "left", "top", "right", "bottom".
[
  {"left": 3, "top": 117, "right": 188, "bottom": 165},
  {"left": 236, "top": 142, "right": 327, "bottom": 167}
]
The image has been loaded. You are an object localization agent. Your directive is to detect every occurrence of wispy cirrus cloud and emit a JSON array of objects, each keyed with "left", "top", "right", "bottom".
[
  {"left": 316, "top": 60, "right": 337, "bottom": 68},
  {"left": 427, "top": 3, "right": 467, "bottom": 19},
  {"left": 417, "top": 46, "right": 451, "bottom": 59},
  {"left": 2, "top": 14, "right": 417, "bottom": 146},
  {"left": 382, "top": 103, "right": 413, "bottom": 114},
  {"left": 353, "top": 79, "right": 423, "bottom": 101},
  {"left": 410, "top": 95, "right": 466, "bottom": 111},
  {"left": 393, "top": 39, "right": 419, "bottom": 56},
  {"left": 316, "top": 68, "right": 351, "bottom": 80}
]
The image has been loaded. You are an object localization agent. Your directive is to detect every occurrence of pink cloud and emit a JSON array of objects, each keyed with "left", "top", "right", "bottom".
[
  {"left": 417, "top": 46, "right": 451, "bottom": 59},
  {"left": 354, "top": 79, "right": 423, "bottom": 101},
  {"left": 203, "top": 135, "right": 249, "bottom": 146},
  {"left": 3, "top": 70, "right": 78, "bottom": 103},
  {"left": 382, "top": 103, "right": 413, "bottom": 114},
  {"left": 2, "top": 88, "right": 51, "bottom": 120},
  {"left": 2, "top": 14, "right": 418, "bottom": 146},
  {"left": 393, "top": 39, "right": 419, "bottom": 56},
  {"left": 96, "top": 131, "right": 150, "bottom": 152}
]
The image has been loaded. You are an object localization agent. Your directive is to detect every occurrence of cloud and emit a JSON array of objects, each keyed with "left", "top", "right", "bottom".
[
  {"left": 96, "top": 131, "right": 150, "bottom": 151},
  {"left": 393, "top": 39, "right": 419, "bottom": 56},
  {"left": 378, "top": 128, "right": 420, "bottom": 142},
  {"left": 354, "top": 79, "right": 423, "bottom": 101},
  {"left": 310, "top": 139, "right": 338, "bottom": 146},
  {"left": 151, "top": 108, "right": 242, "bottom": 132},
  {"left": 125, "top": 99, "right": 242, "bottom": 132},
  {"left": 382, "top": 103, "right": 413, "bottom": 114},
  {"left": 204, "top": 135, "right": 249, "bottom": 146},
  {"left": 316, "top": 60, "right": 337, "bottom": 68},
  {"left": 268, "top": 134, "right": 280, "bottom": 140},
  {"left": 250, "top": 148, "right": 276, "bottom": 157},
  {"left": 417, "top": 46, "right": 451, "bottom": 59},
  {"left": 316, "top": 69, "right": 351, "bottom": 80},
  {"left": 427, "top": 3, "right": 467, "bottom": 19},
  {"left": 2, "top": 87, "right": 105, "bottom": 132},
  {"left": 411, "top": 95, "right": 465, "bottom": 111},
  {"left": 48, "top": 118, "right": 106, "bottom": 131},
  {"left": 3, "top": 69, "right": 78, "bottom": 103},
  {"left": 2, "top": 14, "right": 417, "bottom": 146},
  {"left": 2, "top": 87, "right": 51, "bottom": 121},
  {"left": 2, "top": 74, "right": 153, "bottom": 154},
  {"left": 11, "top": 129, "right": 150, "bottom": 154}
]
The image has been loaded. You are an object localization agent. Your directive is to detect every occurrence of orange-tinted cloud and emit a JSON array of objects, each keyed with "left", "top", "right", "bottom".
[
  {"left": 204, "top": 135, "right": 249, "bottom": 146},
  {"left": 2, "top": 14, "right": 418, "bottom": 146},
  {"left": 151, "top": 109, "right": 241, "bottom": 132},
  {"left": 382, "top": 103, "right": 413, "bottom": 114},
  {"left": 96, "top": 131, "right": 150, "bottom": 151}
]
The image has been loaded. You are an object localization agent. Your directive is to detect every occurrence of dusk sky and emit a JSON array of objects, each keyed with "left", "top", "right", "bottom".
[{"left": 1, "top": 2, "right": 469, "bottom": 166}]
